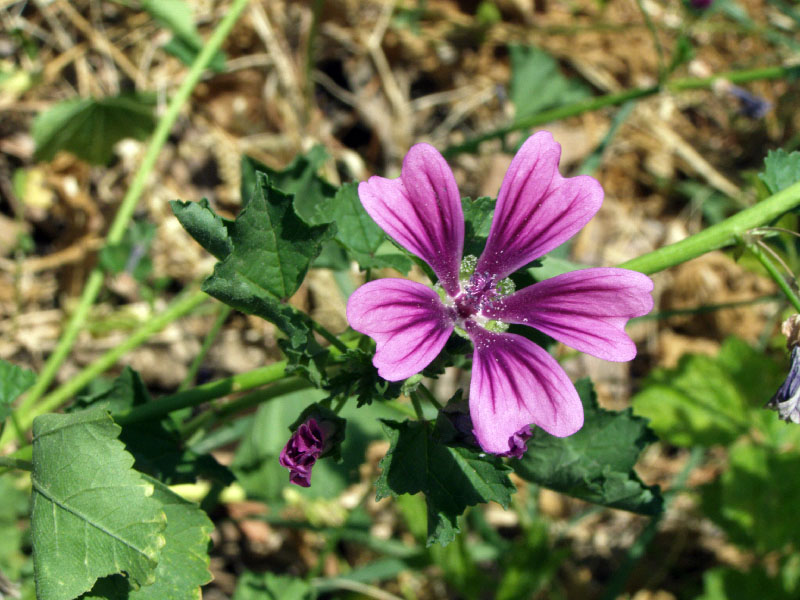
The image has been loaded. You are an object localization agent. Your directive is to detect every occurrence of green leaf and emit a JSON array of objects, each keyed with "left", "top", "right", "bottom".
[
  {"left": 514, "top": 379, "right": 662, "bottom": 515},
  {"left": 232, "top": 571, "right": 315, "bottom": 600},
  {"left": 131, "top": 477, "right": 213, "bottom": 599},
  {"left": 0, "top": 476, "right": 30, "bottom": 583},
  {"left": 31, "top": 408, "right": 166, "bottom": 600},
  {"left": 141, "top": 0, "right": 196, "bottom": 46},
  {"left": 170, "top": 199, "right": 234, "bottom": 260},
  {"left": 74, "top": 367, "right": 233, "bottom": 485},
  {"left": 325, "top": 348, "right": 403, "bottom": 407},
  {"left": 241, "top": 148, "right": 337, "bottom": 225},
  {"left": 509, "top": 45, "right": 590, "bottom": 121},
  {"left": 33, "top": 95, "right": 156, "bottom": 165},
  {"left": 462, "top": 196, "right": 495, "bottom": 258},
  {"left": 701, "top": 442, "right": 800, "bottom": 553},
  {"left": 698, "top": 566, "right": 795, "bottom": 600},
  {"left": 632, "top": 337, "right": 782, "bottom": 447},
  {"left": 141, "top": 0, "right": 225, "bottom": 72},
  {"left": 0, "top": 359, "right": 35, "bottom": 425},
  {"left": 375, "top": 417, "right": 515, "bottom": 547},
  {"left": 318, "top": 183, "right": 411, "bottom": 272},
  {"left": 759, "top": 148, "right": 800, "bottom": 195},
  {"left": 82, "top": 477, "right": 214, "bottom": 600},
  {"left": 205, "top": 172, "right": 334, "bottom": 300}
]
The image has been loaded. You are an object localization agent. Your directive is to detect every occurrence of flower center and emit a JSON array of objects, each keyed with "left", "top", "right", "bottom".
[{"left": 449, "top": 255, "right": 515, "bottom": 333}]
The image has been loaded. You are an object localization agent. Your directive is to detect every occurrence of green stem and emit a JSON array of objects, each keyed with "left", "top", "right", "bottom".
[
  {"left": 0, "top": 290, "right": 209, "bottom": 449},
  {"left": 0, "top": 456, "right": 32, "bottom": 472},
  {"left": 634, "top": 0, "right": 665, "bottom": 81},
  {"left": 179, "top": 303, "right": 232, "bottom": 391},
  {"left": 180, "top": 377, "right": 311, "bottom": 438},
  {"left": 618, "top": 180, "right": 800, "bottom": 274},
  {"left": 747, "top": 242, "right": 800, "bottom": 312},
  {"left": 116, "top": 359, "right": 288, "bottom": 426},
  {"left": 416, "top": 383, "right": 443, "bottom": 411},
  {"left": 409, "top": 391, "right": 426, "bottom": 421},
  {"left": 310, "top": 319, "right": 348, "bottom": 353},
  {"left": 15, "top": 0, "right": 252, "bottom": 419},
  {"left": 444, "top": 63, "right": 799, "bottom": 157}
]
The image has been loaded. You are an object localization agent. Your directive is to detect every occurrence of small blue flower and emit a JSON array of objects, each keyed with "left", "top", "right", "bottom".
[{"left": 766, "top": 346, "right": 800, "bottom": 424}]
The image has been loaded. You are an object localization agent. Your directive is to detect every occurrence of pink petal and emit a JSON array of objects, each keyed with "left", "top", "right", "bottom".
[
  {"left": 476, "top": 131, "right": 603, "bottom": 281},
  {"left": 467, "top": 322, "right": 583, "bottom": 454},
  {"left": 358, "top": 144, "right": 464, "bottom": 296},
  {"left": 484, "top": 268, "right": 654, "bottom": 362},
  {"left": 347, "top": 279, "right": 455, "bottom": 381}
]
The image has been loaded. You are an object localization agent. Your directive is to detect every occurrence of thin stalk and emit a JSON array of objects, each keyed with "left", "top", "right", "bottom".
[
  {"left": 179, "top": 377, "right": 310, "bottom": 438},
  {"left": 179, "top": 303, "right": 232, "bottom": 391},
  {"left": 634, "top": 0, "right": 665, "bottom": 81},
  {"left": 618, "top": 179, "right": 800, "bottom": 274},
  {"left": 416, "top": 383, "right": 443, "bottom": 411},
  {"left": 0, "top": 290, "right": 209, "bottom": 449},
  {"left": 116, "top": 358, "right": 288, "bottom": 426},
  {"left": 0, "top": 456, "right": 32, "bottom": 471},
  {"left": 310, "top": 319, "right": 348, "bottom": 353},
  {"left": 444, "top": 63, "right": 799, "bottom": 157},
  {"left": 409, "top": 391, "right": 426, "bottom": 421},
  {"left": 747, "top": 241, "right": 800, "bottom": 312},
  {"left": 16, "top": 0, "right": 252, "bottom": 418}
]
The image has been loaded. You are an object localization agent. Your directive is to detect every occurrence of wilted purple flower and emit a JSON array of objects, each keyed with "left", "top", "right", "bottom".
[
  {"left": 767, "top": 346, "right": 800, "bottom": 424},
  {"left": 279, "top": 418, "right": 328, "bottom": 487},
  {"left": 346, "top": 132, "right": 654, "bottom": 455},
  {"left": 690, "top": 0, "right": 713, "bottom": 9},
  {"left": 727, "top": 85, "right": 771, "bottom": 119}
]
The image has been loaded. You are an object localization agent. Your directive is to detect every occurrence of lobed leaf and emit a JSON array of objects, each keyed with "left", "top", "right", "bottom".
[
  {"left": 33, "top": 95, "right": 155, "bottom": 165},
  {"left": 31, "top": 408, "right": 166, "bottom": 600},
  {"left": 81, "top": 477, "right": 214, "bottom": 600},
  {"left": 515, "top": 379, "right": 663, "bottom": 515},
  {"left": 632, "top": 337, "right": 783, "bottom": 447},
  {"left": 241, "top": 149, "right": 336, "bottom": 224},
  {"left": 375, "top": 417, "right": 515, "bottom": 547},
  {"left": 509, "top": 45, "right": 590, "bottom": 121},
  {"left": 204, "top": 172, "right": 334, "bottom": 300},
  {"left": 74, "top": 367, "right": 233, "bottom": 486},
  {"left": 759, "top": 148, "right": 800, "bottom": 195},
  {"left": 170, "top": 199, "right": 234, "bottom": 260}
]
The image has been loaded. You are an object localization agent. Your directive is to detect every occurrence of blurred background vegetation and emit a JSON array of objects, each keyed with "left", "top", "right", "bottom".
[{"left": 3, "top": 0, "right": 800, "bottom": 598}]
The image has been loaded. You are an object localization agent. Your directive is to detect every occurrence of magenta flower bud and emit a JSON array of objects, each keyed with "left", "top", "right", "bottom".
[
  {"left": 279, "top": 418, "right": 329, "bottom": 487},
  {"left": 690, "top": 0, "right": 713, "bottom": 8},
  {"left": 500, "top": 426, "right": 533, "bottom": 459}
]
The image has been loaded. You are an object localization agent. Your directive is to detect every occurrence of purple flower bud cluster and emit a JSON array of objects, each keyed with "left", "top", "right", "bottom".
[{"left": 279, "top": 418, "right": 327, "bottom": 487}]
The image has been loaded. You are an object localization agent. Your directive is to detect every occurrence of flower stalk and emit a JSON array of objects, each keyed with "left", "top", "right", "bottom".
[
  {"left": 15, "top": 0, "right": 252, "bottom": 421},
  {"left": 618, "top": 179, "right": 800, "bottom": 275}
]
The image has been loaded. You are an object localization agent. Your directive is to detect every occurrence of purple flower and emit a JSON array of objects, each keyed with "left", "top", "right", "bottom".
[
  {"left": 279, "top": 418, "right": 327, "bottom": 487},
  {"left": 346, "top": 132, "right": 654, "bottom": 455},
  {"left": 766, "top": 346, "right": 800, "bottom": 424}
]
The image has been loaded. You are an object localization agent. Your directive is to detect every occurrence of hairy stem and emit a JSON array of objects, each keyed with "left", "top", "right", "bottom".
[
  {"left": 0, "top": 456, "right": 32, "bottom": 472},
  {"left": 747, "top": 241, "right": 800, "bottom": 312},
  {"left": 618, "top": 180, "right": 800, "bottom": 274},
  {"left": 116, "top": 359, "right": 289, "bottom": 426},
  {"left": 444, "top": 63, "right": 798, "bottom": 157}
]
